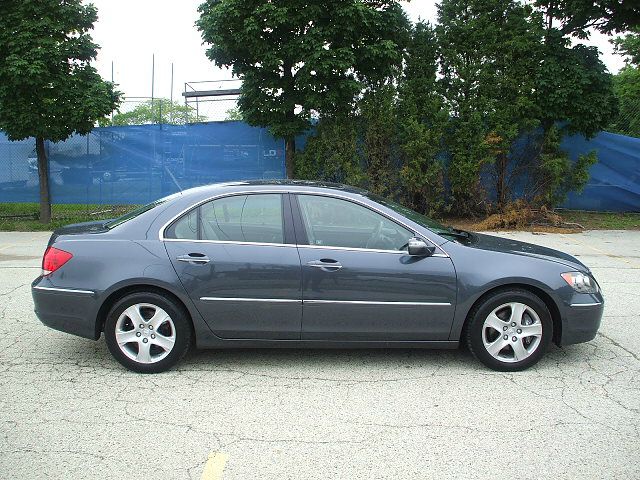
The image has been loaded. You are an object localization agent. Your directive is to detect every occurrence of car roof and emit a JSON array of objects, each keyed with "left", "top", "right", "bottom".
[{"left": 173, "top": 179, "right": 370, "bottom": 201}]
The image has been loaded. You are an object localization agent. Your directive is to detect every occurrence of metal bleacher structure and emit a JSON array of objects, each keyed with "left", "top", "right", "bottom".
[{"left": 182, "top": 79, "right": 242, "bottom": 122}]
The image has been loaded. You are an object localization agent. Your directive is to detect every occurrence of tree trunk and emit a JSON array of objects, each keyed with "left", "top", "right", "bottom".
[
  {"left": 285, "top": 136, "right": 295, "bottom": 179},
  {"left": 36, "top": 137, "right": 51, "bottom": 223},
  {"left": 496, "top": 152, "right": 507, "bottom": 210}
]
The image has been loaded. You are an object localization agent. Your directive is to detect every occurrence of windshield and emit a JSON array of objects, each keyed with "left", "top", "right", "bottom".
[
  {"left": 366, "top": 194, "right": 467, "bottom": 238},
  {"left": 104, "top": 192, "right": 181, "bottom": 229}
]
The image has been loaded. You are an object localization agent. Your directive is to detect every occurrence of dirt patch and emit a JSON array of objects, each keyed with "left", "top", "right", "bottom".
[{"left": 444, "top": 202, "right": 584, "bottom": 233}]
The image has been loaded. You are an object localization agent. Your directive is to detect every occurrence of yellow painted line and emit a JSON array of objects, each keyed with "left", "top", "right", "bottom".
[
  {"left": 200, "top": 451, "right": 228, "bottom": 480},
  {"left": 0, "top": 244, "right": 15, "bottom": 252}
]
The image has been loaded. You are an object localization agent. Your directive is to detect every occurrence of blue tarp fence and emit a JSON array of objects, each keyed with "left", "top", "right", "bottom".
[
  {"left": 0, "top": 122, "right": 638, "bottom": 211},
  {"left": 0, "top": 122, "right": 285, "bottom": 205},
  {"left": 561, "top": 131, "right": 640, "bottom": 212}
]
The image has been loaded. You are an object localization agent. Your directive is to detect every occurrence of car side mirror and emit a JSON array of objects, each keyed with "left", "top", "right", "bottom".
[{"left": 407, "top": 238, "right": 435, "bottom": 257}]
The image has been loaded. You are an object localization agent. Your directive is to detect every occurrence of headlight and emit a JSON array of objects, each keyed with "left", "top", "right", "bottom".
[{"left": 561, "top": 272, "right": 598, "bottom": 294}]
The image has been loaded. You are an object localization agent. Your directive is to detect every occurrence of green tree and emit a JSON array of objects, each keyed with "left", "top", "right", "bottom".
[
  {"left": 609, "top": 29, "right": 640, "bottom": 137},
  {"left": 437, "top": 0, "right": 492, "bottom": 213},
  {"left": 0, "top": 0, "right": 120, "bottom": 222},
  {"left": 396, "top": 22, "right": 447, "bottom": 215},
  {"left": 224, "top": 107, "right": 244, "bottom": 121},
  {"left": 294, "top": 117, "right": 364, "bottom": 186},
  {"left": 536, "top": 36, "right": 616, "bottom": 138},
  {"left": 527, "top": 4, "right": 617, "bottom": 204},
  {"left": 100, "top": 99, "right": 202, "bottom": 126},
  {"left": 437, "top": 0, "right": 543, "bottom": 211},
  {"left": 437, "top": 0, "right": 613, "bottom": 211},
  {"left": 612, "top": 28, "right": 640, "bottom": 66},
  {"left": 360, "top": 85, "right": 398, "bottom": 198},
  {"left": 535, "top": 0, "right": 640, "bottom": 37},
  {"left": 529, "top": 125, "right": 597, "bottom": 205},
  {"left": 196, "top": 0, "right": 410, "bottom": 178}
]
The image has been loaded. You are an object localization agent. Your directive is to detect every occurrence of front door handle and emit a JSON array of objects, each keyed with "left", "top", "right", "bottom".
[
  {"left": 307, "top": 259, "right": 342, "bottom": 271},
  {"left": 176, "top": 253, "right": 210, "bottom": 264}
]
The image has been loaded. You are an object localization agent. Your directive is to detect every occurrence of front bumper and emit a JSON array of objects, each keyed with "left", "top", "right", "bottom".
[
  {"left": 560, "top": 299, "right": 604, "bottom": 346},
  {"left": 32, "top": 278, "right": 100, "bottom": 340}
]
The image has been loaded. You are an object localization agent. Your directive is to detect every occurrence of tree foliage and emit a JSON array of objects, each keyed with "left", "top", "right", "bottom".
[
  {"left": 397, "top": 22, "right": 447, "bottom": 215},
  {"left": 100, "top": 99, "right": 202, "bottom": 126},
  {"left": 361, "top": 86, "right": 398, "bottom": 198},
  {"left": 294, "top": 117, "right": 364, "bottom": 187},
  {"left": 197, "top": 0, "right": 410, "bottom": 177},
  {"left": 0, "top": 0, "right": 120, "bottom": 222},
  {"left": 224, "top": 107, "right": 244, "bottom": 121},
  {"left": 534, "top": 0, "right": 640, "bottom": 37},
  {"left": 437, "top": 0, "right": 544, "bottom": 211},
  {"left": 612, "top": 27, "right": 640, "bottom": 66},
  {"left": 609, "top": 29, "right": 640, "bottom": 137},
  {"left": 531, "top": 126, "right": 597, "bottom": 206},
  {"left": 208, "top": 0, "right": 619, "bottom": 215},
  {"left": 536, "top": 38, "right": 616, "bottom": 138}
]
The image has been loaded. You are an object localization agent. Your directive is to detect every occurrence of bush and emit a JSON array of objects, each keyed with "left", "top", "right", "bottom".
[{"left": 294, "top": 117, "right": 365, "bottom": 187}]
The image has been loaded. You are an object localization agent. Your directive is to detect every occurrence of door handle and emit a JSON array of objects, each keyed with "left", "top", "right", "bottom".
[
  {"left": 307, "top": 259, "right": 342, "bottom": 271},
  {"left": 176, "top": 253, "right": 210, "bottom": 264}
]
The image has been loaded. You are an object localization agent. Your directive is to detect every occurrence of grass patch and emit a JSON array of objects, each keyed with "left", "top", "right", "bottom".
[
  {"left": 556, "top": 210, "right": 640, "bottom": 230},
  {"left": 0, "top": 203, "right": 138, "bottom": 231},
  {"left": 445, "top": 209, "right": 640, "bottom": 232}
]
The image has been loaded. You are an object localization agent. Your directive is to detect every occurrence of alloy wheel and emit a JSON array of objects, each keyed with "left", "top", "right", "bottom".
[
  {"left": 114, "top": 303, "right": 176, "bottom": 364},
  {"left": 481, "top": 302, "right": 543, "bottom": 363}
]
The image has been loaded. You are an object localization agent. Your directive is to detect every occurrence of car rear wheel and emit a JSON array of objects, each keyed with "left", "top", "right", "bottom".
[
  {"left": 104, "top": 292, "right": 191, "bottom": 373},
  {"left": 466, "top": 289, "right": 552, "bottom": 371}
]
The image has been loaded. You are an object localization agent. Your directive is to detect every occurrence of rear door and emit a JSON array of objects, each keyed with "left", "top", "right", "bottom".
[
  {"left": 293, "top": 194, "right": 457, "bottom": 341},
  {"left": 164, "top": 193, "right": 302, "bottom": 340}
]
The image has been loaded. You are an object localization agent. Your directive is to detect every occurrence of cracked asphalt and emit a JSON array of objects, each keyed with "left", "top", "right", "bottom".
[{"left": 0, "top": 230, "right": 638, "bottom": 479}]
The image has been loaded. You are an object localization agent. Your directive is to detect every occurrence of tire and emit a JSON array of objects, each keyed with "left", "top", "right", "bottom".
[
  {"left": 466, "top": 289, "right": 553, "bottom": 372},
  {"left": 104, "top": 292, "right": 192, "bottom": 373}
]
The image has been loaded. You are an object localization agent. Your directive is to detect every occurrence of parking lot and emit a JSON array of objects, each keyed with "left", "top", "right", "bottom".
[{"left": 0, "top": 229, "right": 638, "bottom": 479}]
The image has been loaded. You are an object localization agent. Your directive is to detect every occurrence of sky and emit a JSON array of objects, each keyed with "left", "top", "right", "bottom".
[{"left": 90, "top": 0, "right": 625, "bottom": 104}]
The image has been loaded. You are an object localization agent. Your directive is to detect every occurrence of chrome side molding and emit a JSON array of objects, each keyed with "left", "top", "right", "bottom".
[
  {"left": 33, "top": 286, "right": 94, "bottom": 295},
  {"left": 199, "top": 297, "right": 452, "bottom": 306}
]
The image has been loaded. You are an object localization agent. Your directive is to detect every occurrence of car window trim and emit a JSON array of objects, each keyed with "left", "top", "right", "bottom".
[
  {"left": 159, "top": 189, "right": 449, "bottom": 257},
  {"left": 162, "top": 191, "right": 290, "bottom": 245},
  {"left": 294, "top": 192, "right": 412, "bottom": 250},
  {"left": 291, "top": 192, "right": 448, "bottom": 257}
]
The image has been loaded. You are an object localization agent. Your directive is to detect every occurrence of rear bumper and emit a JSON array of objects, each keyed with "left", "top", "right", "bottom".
[
  {"left": 32, "top": 279, "right": 100, "bottom": 340},
  {"left": 560, "top": 301, "right": 604, "bottom": 346}
]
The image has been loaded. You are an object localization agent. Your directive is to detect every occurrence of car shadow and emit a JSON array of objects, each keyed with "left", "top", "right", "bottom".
[{"left": 50, "top": 335, "right": 594, "bottom": 374}]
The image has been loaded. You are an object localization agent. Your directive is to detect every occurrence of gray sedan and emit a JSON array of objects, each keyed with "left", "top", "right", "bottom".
[{"left": 32, "top": 181, "right": 604, "bottom": 373}]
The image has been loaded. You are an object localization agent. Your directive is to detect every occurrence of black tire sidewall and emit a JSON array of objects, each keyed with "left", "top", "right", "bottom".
[
  {"left": 104, "top": 292, "right": 191, "bottom": 373},
  {"left": 467, "top": 289, "right": 553, "bottom": 372}
]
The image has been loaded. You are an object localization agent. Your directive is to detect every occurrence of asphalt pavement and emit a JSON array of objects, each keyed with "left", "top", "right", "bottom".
[{"left": 0, "top": 230, "right": 638, "bottom": 480}]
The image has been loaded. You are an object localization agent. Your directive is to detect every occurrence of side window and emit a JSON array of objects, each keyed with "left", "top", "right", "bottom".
[
  {"left": 165, "top": 208, "right": 198, "bottom": 240},
  {"left": 200, "top": 194, "right": 284, "bottom": 244},
  {"left": 297, "top": 195, "right": 414, "bottom": 251}
]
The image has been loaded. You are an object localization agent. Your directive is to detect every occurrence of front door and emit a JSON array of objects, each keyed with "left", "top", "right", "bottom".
[
  {"left": 164, "top": 193, "right": 302, "bottom": 340},
  {"left": 293, "top": 194, "right": 457, "bottom": 341}
]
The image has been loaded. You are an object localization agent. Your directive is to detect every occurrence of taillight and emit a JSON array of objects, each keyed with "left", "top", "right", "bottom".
[{"left": 42, "top": 247, "right": 73, "bottom": 276}]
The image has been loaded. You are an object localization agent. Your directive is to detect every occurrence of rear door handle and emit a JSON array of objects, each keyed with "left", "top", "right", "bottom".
[
  {"left": 176, "top": 253, "right": 210, "bottom": 264},
  {"left": 307, "top": 259, "right": 342, "bottom": 271}
]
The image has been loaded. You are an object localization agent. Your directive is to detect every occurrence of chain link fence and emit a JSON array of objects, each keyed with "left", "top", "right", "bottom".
[
  {"left": 607, "top": 103, "right": 640, "bottom": 138},
  {"left": 0, "top": 122, "right": 285, "bottom": 206}
]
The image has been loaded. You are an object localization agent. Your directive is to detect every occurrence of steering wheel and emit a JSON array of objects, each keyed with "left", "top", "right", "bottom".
[{"left": 365, "top": 220, "right": 384, "bottom": 249}]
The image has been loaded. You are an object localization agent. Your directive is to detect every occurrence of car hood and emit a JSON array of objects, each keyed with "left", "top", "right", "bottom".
[{"left": 466, "top": 233, "right": 589, "bottom": 272}]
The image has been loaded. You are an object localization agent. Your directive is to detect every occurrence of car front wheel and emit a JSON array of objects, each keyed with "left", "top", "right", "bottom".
[
  {"left": 466, "top": 289, "right": 553, "bottom": 371},
  {"left": 104, "top": 292, "right": 191, "bottom": 373}
]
